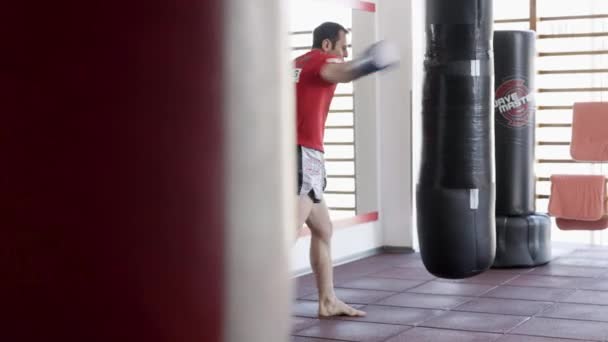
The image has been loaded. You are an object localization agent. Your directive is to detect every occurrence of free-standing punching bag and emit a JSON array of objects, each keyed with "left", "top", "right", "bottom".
[
  {"left": 417, "top": 0, "right": 496, "bottom": 278},
  {"left": 493, "top": 30, "right": 551, "bottom": 267},
  {"left": 494, "top": 30, "right": 536, "bottom": 216}
]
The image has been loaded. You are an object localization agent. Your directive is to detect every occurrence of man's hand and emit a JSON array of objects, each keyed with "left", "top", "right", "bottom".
[{"left": 320, "top": 40, "right": 400, "bottom": 84}]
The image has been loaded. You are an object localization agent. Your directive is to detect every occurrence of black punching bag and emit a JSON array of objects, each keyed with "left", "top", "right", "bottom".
[
  {"left": 494, "top": 30, "right": 535, "bottom": 216},
  {"left": 417, "top": 0, "right": 496, "bottom": 278},
  {"left": 494, "top": 214, "right": 551, "bottom": 267},
  {"left": 493, "top": 31, "right": 552, "bottom": 268}
]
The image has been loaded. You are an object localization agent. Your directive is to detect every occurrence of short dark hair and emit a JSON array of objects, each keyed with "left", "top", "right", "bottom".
[{"left": 312, "top": 22, "right": 348, "bottom": 49}]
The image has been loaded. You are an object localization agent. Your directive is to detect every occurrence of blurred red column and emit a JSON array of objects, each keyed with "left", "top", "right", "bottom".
[{"left": 1, "top": 1, "right": 224, "bottom": 341}]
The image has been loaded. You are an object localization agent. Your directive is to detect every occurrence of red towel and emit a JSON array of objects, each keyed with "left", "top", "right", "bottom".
[
  {"left": 556, "top": 216, "right": 608, "bottom": 230},
  {"left": 571, "top": 102, "right": 608, "bottom": 162},
  {"left": 548, "top": 174, "right": 607, "bottom": 221}
]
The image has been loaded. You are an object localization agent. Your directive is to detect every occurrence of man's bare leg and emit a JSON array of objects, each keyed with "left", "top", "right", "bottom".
[
  {"left": 306, "top": 199, "right": 365, "bottom": 317},
  {"left": 297, "top": 195, "right": 314, "bottom": 231}
]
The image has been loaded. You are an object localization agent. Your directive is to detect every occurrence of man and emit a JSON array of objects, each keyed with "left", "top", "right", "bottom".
[{"left": 294, "top": 22, "right": 398, "bottom": 317}]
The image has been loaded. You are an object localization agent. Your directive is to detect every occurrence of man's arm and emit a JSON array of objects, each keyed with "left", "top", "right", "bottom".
[{"left": 320, "top": 41, "right": 399, "bottom": 84}]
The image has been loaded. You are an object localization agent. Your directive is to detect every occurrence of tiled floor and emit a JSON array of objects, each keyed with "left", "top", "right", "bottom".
[{"left": 292, "top": 245, "right": 608, "bottom": 341}]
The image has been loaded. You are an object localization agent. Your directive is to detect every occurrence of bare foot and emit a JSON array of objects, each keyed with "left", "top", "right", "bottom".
[{"left": 318, "top": 297, "right": 366, "bottom": 317}]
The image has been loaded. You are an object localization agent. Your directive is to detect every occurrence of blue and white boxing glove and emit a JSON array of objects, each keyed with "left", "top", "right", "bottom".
[{"left": 350, "top": 40, "right": 400, "bottom": 79}]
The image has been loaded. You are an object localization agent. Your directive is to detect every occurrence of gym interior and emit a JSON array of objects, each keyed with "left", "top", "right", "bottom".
[{"left": 4, "top": 0, "right": 608, "bottom": 341}]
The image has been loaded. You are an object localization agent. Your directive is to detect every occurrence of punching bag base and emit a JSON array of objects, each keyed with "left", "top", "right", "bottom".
[
  {"left": 417, "top": 185, "right": 496, "bottom": 279},
  {"left": 493, "top": 214, "right": 551, "bottom": 268}
]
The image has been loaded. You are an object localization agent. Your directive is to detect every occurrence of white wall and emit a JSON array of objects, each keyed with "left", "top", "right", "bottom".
[
  {"left": 353, "top": 10, "right": 380, "bottom": 215},
  {"left": 376, "top": 0, "right": 415, "bottom": 249},
  {"left": 411, "top": 0, "right": 424, "bottom": 251}
]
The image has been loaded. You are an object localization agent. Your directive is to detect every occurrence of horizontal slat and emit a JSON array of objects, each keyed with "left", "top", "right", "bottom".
[
  {"left": 539, "top": 50, "right": 608, "bottom": 57},
  {"left": 539, "top": 87, "right": 608, "bottom": 93},
  {"left": 538, "top": 105, "right": 573, "bottom": 110},
  {"left": 326, "top": 175, "right": 355, "bottom": 179},
  {"left": 538, "top": 141, "right": 570, "bottom": 146},
  {"left": 334, "top": 93, "right": 353, "bottom": 97},
  {"left": 329, "top": 109, "right": 353, "bottom": 114},
  {"left": 538, "top": 32, "right": 608, "bottom": 39},
  {"left": 325, "top": 191, "right": 355, "bottom": 195},
  {"left": 537, "top": 194, "right": 608, "bottom": 200},
  {"left": 329, "top": 207, "right": 356, "bottom": 211},
  {"left": 325, "top": 158, "right": 355, "bottom": 162},
  {"left": 290, "top": 30, "right": 312, "bottom": 35},
  {"left": 324, "top": 142, "right": 353, "bottom": 146},
  {"left": 495, "top": 18, "right": 529, "bottom": 24},
  {"left": 325, "top": 125, "right": 354, "bottom": 129},
  {"left": 538, "top": 123, "right": 571, "bottom": 128},
  {"left": 539, "top": 14, "right": 608, "bottom": 22},
  {"left": 537, "top": 177, "right": 608, "bottom": 183},
  {"left": 537, "top": 159, "right": 579, "bottom": 163},
  {"left": 539, "top": 69, "right": 608, "bottom": 75}
]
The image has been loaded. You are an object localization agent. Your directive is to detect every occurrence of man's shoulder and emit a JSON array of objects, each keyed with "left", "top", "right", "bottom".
[
  {"left": 295, "top": 50, "right": 319, "bottom": 64},
  {"left": 296, "top": 50, "right": 342, "bottom": 65}
]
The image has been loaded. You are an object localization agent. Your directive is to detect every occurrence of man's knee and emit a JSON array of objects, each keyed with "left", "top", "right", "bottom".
[{"left": 310, "top": 222, "right": 333, "bottom": 242}]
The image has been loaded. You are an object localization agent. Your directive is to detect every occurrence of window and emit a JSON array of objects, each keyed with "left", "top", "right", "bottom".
[
  {"left": 289, "top": 1, "right": 356, "bottom": 220},
  {"left": 495, "top": 0, "right": 608, "bottom": 244}
]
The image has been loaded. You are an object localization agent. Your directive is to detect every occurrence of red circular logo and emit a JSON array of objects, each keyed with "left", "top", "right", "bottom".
[{"left": 495, "top": 79, "right": 534, "bottom": 128}]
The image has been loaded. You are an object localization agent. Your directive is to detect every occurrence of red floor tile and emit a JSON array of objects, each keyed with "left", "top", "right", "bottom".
[
  {"left": 301, "top": 288, "right": 396, "bottom": 305},
  {"left": 336, "top": 277, "right": 427, "bottom": 292},
  {"left": 488, "top": 267, "right": 535, "bottom": 274},
  {"left": 294, "top": 320, "right": 411, "bottom": 342},
  {"left": 510, "top": 317, "right": 608, "bottom": 340},
  {"left": 334, "top": 262, "right": 395, "bottom": 281},
  {"left": 362, "top": 253, "right": 421, "bottom": 267},
  {"left": 496, "top": 335, "right": 594, "bottom": 342},
  {"left": 394, "top": 258, "right": 426, "bottom": 268},
  {"left": 504, "top": 275, "right": 582, "bottom": 289},
  {"left": 331, "top": 304, "right": 443, "bottom": 325},
  {"left": 384, "top": 327, "right": 501, "bottom": 342},
  {"left": 576, "top": 278, "right": 608, "bottom": 291},
  {"left": 293, "top": 300, "right": 321, "bottom": 318},
  {"left": 528, "top": 264, "right": 605, "bottom": 278},
  {"left": 539, "top": 302, "right": 608, "bottom": 322},
  {"left": 293, "top": 317, "right": 320, "bottom": 333},
  {"left": 437, "top": 270, "right": 520, "bottom": 285},
  {"left": 407, "top": 280, "right": 496, "bottom": 296},
  {"left": 419, "top": 311, "right": 529, "bottom": 334},
  {"left": 482, "top": 285, "right": 574, "bottom": 302},
  {"left": 560, "top": 289, "right": 608, "bottom": 305},
  {"left": 378, "top": 292, "right": 474, "bottom": 310},
  {"left": 370, "top": 267, "right": 436, "bottom": 281},
  {"left": 295, "top": 274, "right": 318, "bottom": 298},
  {"left": 453, "top": 297, "right": 553, "bottom": 316},
  {"left": 292, "top": 337, "right": 344, "bottom": 342}
]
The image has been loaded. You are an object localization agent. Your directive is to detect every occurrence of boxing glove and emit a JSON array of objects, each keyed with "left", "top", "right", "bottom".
[{"left": 351, "top": 40, "right": 400, "bottom": 79}]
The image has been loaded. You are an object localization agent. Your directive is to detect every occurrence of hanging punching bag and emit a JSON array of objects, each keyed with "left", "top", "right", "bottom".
[{"left": 417, "top": 0, "right": 496, "bottom": 278}]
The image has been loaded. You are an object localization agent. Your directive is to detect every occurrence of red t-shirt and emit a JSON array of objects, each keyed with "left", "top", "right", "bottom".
[{"left": 294, "top": 50, "right": 342, "bottom": 152}]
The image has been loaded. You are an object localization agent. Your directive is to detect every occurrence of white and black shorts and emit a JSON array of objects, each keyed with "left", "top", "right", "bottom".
[{"left": 297, "top": 145, "right": 327, "bottom": 204}]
